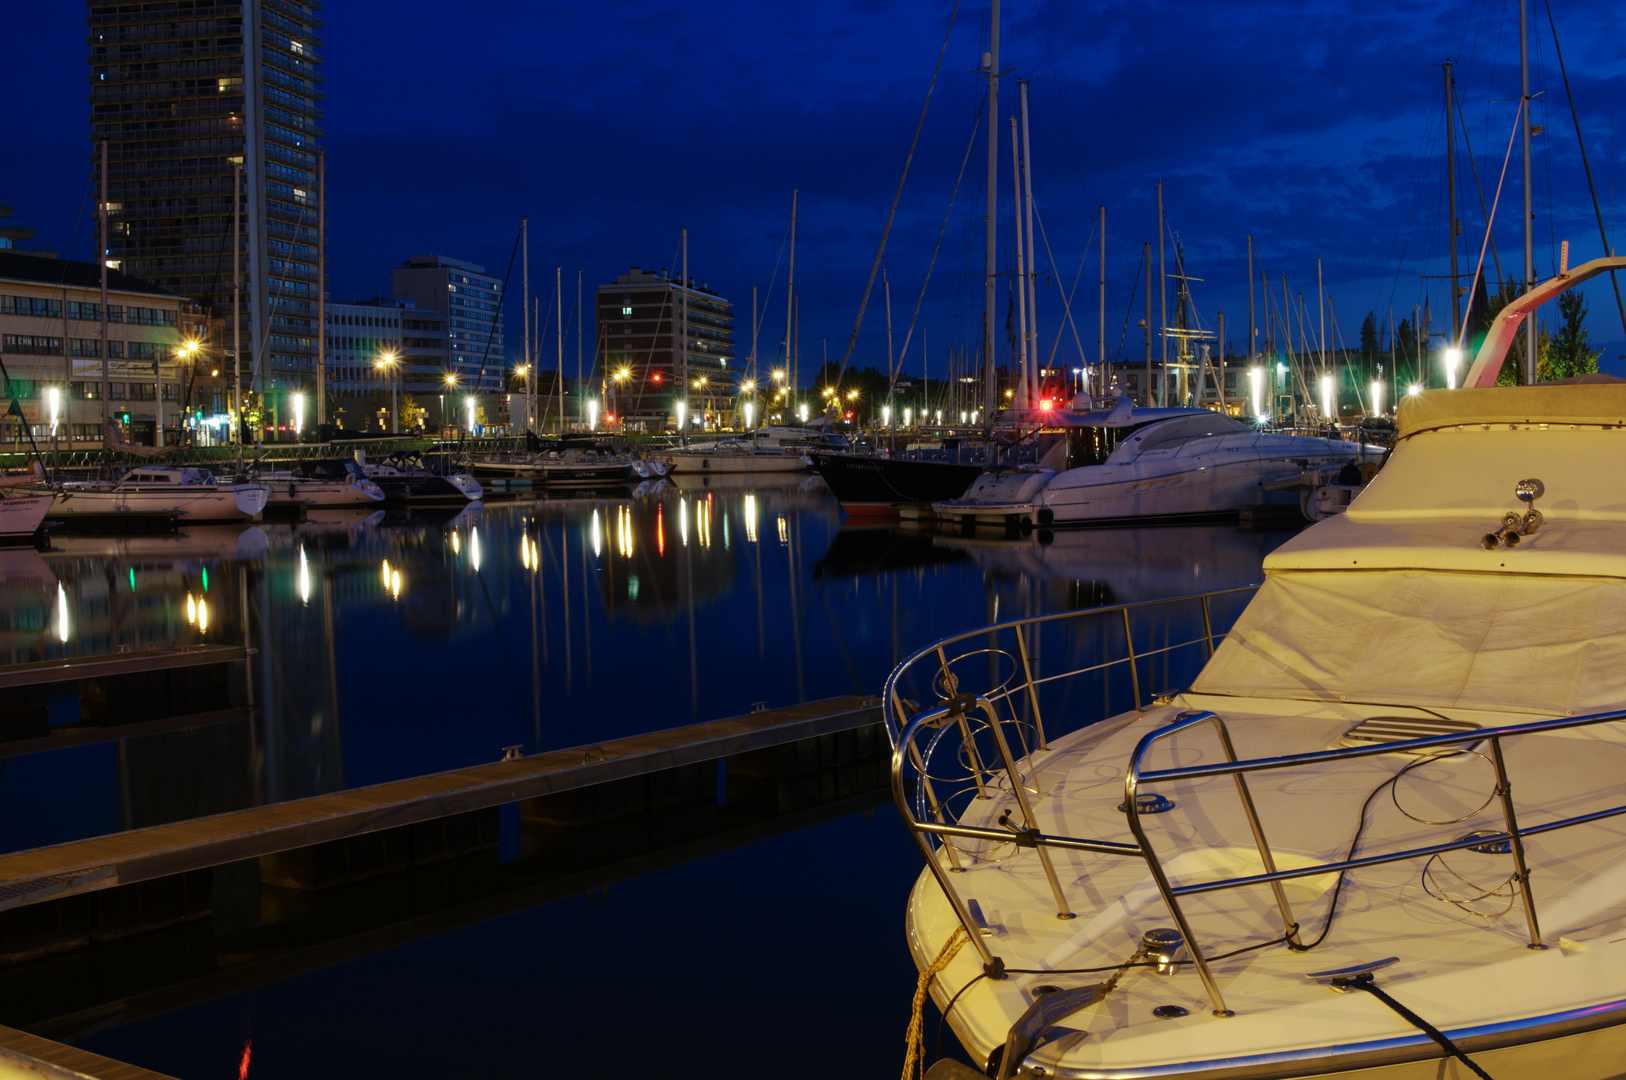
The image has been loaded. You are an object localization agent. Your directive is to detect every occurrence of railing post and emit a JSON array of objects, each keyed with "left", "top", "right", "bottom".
[
  {"left": 1200, "top": 594, "right": 1216, "bottom": 657},
  {"left": 975, "top": 697, "right": 1074, "bottom": 920},
  {"left": 891, "top": 717, "right": 1005, "bottom": 978},
  {"left": 1489, "top": 736, "right": 1546, "bottom": 949},
  {"left": 1121, "top": 607, "right": 1141, "bottom": 710},
  {"left": 1207, "top": 719, "right": 1304, "bottom": 950},
  {"left": 1013, "top": 624, "right": 1048, "bottom": 751},
  {"left": 936, "top": 645, "right": 992, "bottom": 798},
  {"left": 1122, "top": 754, "right": 1232, "bottom": 1016}
]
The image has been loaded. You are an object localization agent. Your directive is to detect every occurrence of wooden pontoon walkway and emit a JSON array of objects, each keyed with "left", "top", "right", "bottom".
[
  {"left": 0, "top": 1024, "right": 177, "bottom": 1080},
  {"left": 0, "top": 695, "right": 881, "bottom": 914},
  {"left": 0, "top": 644, "right": 248, "bottom": 689}
]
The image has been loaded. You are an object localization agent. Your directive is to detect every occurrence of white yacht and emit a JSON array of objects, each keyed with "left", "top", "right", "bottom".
[
  {"left": 51, "top": 467, "right": 268, "bottom": 522},
  {"left": 929, "top": 406, "right": 1366, "bottom": 528},
  {"left": 258, "top": 460, "right": 386, "bottom": 510},
  {"left": 660, "top": 440, "right": 811, "bottom": 475},
  {"left": 886, "top": 371, "right": 1626, "bottom": 1074}
]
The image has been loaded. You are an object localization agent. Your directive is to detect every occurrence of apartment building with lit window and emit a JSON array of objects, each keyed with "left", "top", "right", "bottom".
[
  {"left": 89, "top": 0, "right": 324, "bottom": 411},
  {"left": 595, "top": 266, "right": 733, "bottom": 427},
  {"left": 390, "top": 255, "right": 504, "bottom": 393}
]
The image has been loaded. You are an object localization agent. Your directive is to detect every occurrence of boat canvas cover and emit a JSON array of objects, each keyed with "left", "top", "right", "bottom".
[
  {"left": 1192, "top": 568, "right": 1626, "bottom": 717},
  {"left": 1396, "top": 382, "right": 1626, "bottom": 439}
]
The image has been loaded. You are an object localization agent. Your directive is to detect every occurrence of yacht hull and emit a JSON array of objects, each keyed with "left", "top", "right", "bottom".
[
  {"left": 808, "top": 452, "right": 984, "bottom": 512},
  {"left": 933, "top": 439, "right": 1362, "bottom": 527},
  {"left": 49, "top": 484, "right": 267, "bottom": 521},
  {"left": 662, "top": 451, "right": 809, "bottom": 475},
  {"left": 0, "top": 495, "right": 51, "bottom": 542},
  {"left": 263, "top": 479, "right": 385, "bottom": 508}
]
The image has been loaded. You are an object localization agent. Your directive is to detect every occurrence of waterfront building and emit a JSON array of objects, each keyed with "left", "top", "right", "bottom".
[
  {"left": 88, "top": 0, "right": 324, "bottom": 409},
  {"left": 391, "top": 256, "right": 504, "bottom": 394},
  {"left": 323, "top": 298, "right": 449, "bottom": 432},
  {"left": 0, "top": 251, "right": 230, "bottom": 446},
  {"left": 596, "top": 267, "right": 734, "bottom": 429}
]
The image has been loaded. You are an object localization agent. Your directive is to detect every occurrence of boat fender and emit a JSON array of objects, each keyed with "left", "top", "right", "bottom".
[{"left": 1037, "top": 507, "right": 1054, "bottom": 527}]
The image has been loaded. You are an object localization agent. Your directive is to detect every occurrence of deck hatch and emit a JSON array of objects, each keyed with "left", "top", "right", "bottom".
[{"left": 1341, "top": 715, "right": 1481, "bottom": 752}]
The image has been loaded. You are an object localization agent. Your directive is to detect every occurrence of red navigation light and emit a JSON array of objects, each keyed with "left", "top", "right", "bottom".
[
  {"left": 651, "top": 372, "right": 662, "bottom": 383},
  {"left": 845, "top": 411, "right": 854, "bottom": 421},
  {"left": 1040, "top": 398, "right": 1054, "bottom": 411}
]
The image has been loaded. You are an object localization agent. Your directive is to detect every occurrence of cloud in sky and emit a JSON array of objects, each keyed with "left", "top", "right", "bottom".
[{"left": 5, "top": 0, "right": 1626, "bottom": 376}]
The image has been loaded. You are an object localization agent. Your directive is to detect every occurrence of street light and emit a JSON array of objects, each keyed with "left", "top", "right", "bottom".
[
  {"left": 376, "top": 350, "right": 399, "bottom": 434},
  {"left": 1444, "top": 347, "right": 1462, "bottom": 390},
  {"left": 292, "top": 392, "right": 304, "bottom": 440},
  {"left": 587, "top": 397, "right": 600, "bottom": 430},
  {"left": 466, "top": 396, "right": 476, "bottom": 434},
  {"left": 441, "top": 372, "right": 458, "bottom": 431},
  {"left": 46, "top": 386, "right": 60, "bottom": 479},
  {"left": 1249, "top": 367, "right": 1265, "bottom": 421},
  {"left": 515, "top": 364, "right": 531, "bottom": 433}
]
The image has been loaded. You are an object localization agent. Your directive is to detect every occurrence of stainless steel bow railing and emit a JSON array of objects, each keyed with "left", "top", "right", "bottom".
[{"left": 884, "top": 587, "right": 1626, "bottom": 1019}]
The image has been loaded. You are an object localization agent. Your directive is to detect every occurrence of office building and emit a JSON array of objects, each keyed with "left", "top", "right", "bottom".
[
  {"left": 0, "top": 251, "right": 230, "bottom": 446},
  {"left": 391, "top": 255, "right": 503, "bottom": 393},
  {"left": 323, "top": 298, "right": 449, "bottom": 431},
  {"left": 89, "top": 0, "right": 324, "bottom": 405},
  {"left": 596, "top": 266, "right": 733, "bottom": 427}
]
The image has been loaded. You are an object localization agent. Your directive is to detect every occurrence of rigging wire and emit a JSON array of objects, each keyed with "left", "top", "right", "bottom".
[
  {"left": 894, "top": 95, "right": 988, "bottom": 381},
  {"left": 1541, "top": 0, "right": 1626, "bottom": 337},
  {"left": 833, "top": 0, "right": 963, "bottom": 386}
]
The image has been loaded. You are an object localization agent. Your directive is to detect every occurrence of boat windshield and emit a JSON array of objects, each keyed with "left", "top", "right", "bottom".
[
  {"left": 1132, "top": 413, "right": 1254, "bottom": 454},
  {"left": 1065, "top": 422, "right": 1152, "bottom": 468}
]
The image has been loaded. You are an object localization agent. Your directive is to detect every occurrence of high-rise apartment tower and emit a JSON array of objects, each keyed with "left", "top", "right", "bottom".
[{"left": 89, "top": 0, "right": 324, "bottom": 405}]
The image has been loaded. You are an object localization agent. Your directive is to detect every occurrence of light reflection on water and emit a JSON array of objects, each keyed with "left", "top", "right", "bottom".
[{"left": 0, "top": 477, "right": 1300, "bottom": 1078}]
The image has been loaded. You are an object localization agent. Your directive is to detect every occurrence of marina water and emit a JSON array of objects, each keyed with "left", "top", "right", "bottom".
[{"left": 0, "top": 476, "right": 1295, "bottom": 1078}]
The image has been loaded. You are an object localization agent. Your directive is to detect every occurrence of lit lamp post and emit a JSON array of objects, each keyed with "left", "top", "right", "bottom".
[
  {"left": 442, "top": 372, "right": 458, "bottom": 431},
  {"left": 1444, "top": 347, "right": 1462, "bottom": 390},
  {"left": 613, "top": 367, "right": 631, "bottom": 430},
  {"left": 376, "top": 350, "right": 399, "bottom": 434},
  {"left": 692, "top": 376, "right": 708, "bottom": 432},
  {"left": 514, "top": 364, "right": 530, "bottom": 433},
  {"left": 738, "top": 380, "right": 755, "bottom": 432},
  {"left": 466, "top": 396, "right": 476, "bottom": 436},
  {"left": 46, "top": 386, "right": 60, "bottom": 480},
  {"left": 292, "top": 392, "right": 305, "bottom": 441}
]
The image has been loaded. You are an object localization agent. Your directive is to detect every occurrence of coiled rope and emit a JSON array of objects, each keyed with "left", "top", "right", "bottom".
[{"left": 903, "top": 926, "right": 970, "bottom": 1080}]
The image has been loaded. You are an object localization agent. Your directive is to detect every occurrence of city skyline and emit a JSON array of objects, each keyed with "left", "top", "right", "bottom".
[{"left": 7, "top": 0, "right": 1626, "bottom": 385}]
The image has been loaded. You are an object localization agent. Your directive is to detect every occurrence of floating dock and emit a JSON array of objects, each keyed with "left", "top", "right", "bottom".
[
  {"left": 0, "top": 1024, "right": 177, "bottom": 1080},
  {"left": 0, "top": 694, "right": 882, "bottom": 915}
]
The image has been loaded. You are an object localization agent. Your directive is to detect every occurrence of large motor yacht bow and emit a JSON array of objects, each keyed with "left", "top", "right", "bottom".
[{"left": 885, "top": 261, "right": 1626, "bottom": 1080}]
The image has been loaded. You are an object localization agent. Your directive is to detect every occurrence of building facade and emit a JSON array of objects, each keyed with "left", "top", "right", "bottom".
[
  {"left": 89, "top": 0, "right": 324, "bottom": 414},
  {"left": 0, "top": 252, "right": 230, "bottom": 446},
  {"left": 390, "top": 255, "right": 503, "bottom": 394},
  {"left": 596, "top": 266, "right": 733, "bottom": 428},
  {"left": 322, "top": 298, "right": 450, "bottom": 432}
]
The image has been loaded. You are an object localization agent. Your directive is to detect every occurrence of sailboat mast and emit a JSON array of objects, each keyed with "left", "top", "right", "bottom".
[
  {"left": 884, "top": 272, "right": 895, "bottom": 449},
  {"left": 785, "top": 191, "right": 796, "bottom": 399},
  {"left": 1019, "top": 80, "right": 1039, "bottom": 408},
  {"left": 556, "top": 266, "right": 563, "bottom": 435},
  {"left": 316, "top": 150, "right": 325, "bottom": 427},
  {"left": 1098, "top": 205, "right": 1106, "bottom": 394},
  {"left": 1009, "top": 116, "right": 1029, "bottom": 403},
  {"left": 1519, "top": 0, "right": 1536, "bottom": 382},
  {"left": 982, "top": 0, "right": 1000, "bottom": 421},
  {"left": 1143, "top": 241, "right": 1152, "bottom": 406},
  {"left": 1157, "top": 181, "right": 1167, "bottom": 406},
  {"left": 1246, "top": 235, "right": 1256, "bottom": 366},
  {"left": 522, "top": 219, "right": 529, "bottom": 432},
  {"left": 1445, "top": 61, "right": 1463, "bottom": 338},
  {"left": 681, "top": 229, "right": 688, "bottom": 435}
]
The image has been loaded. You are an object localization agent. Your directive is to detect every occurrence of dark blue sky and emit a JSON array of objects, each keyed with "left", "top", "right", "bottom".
[{"left": 7, "top": 0, "right": 1626, "bottom": 377}]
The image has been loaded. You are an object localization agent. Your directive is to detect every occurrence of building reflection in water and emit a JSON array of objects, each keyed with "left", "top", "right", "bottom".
[{"left": 0, "top": 478, "right": 1299, "bottom": 855}]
